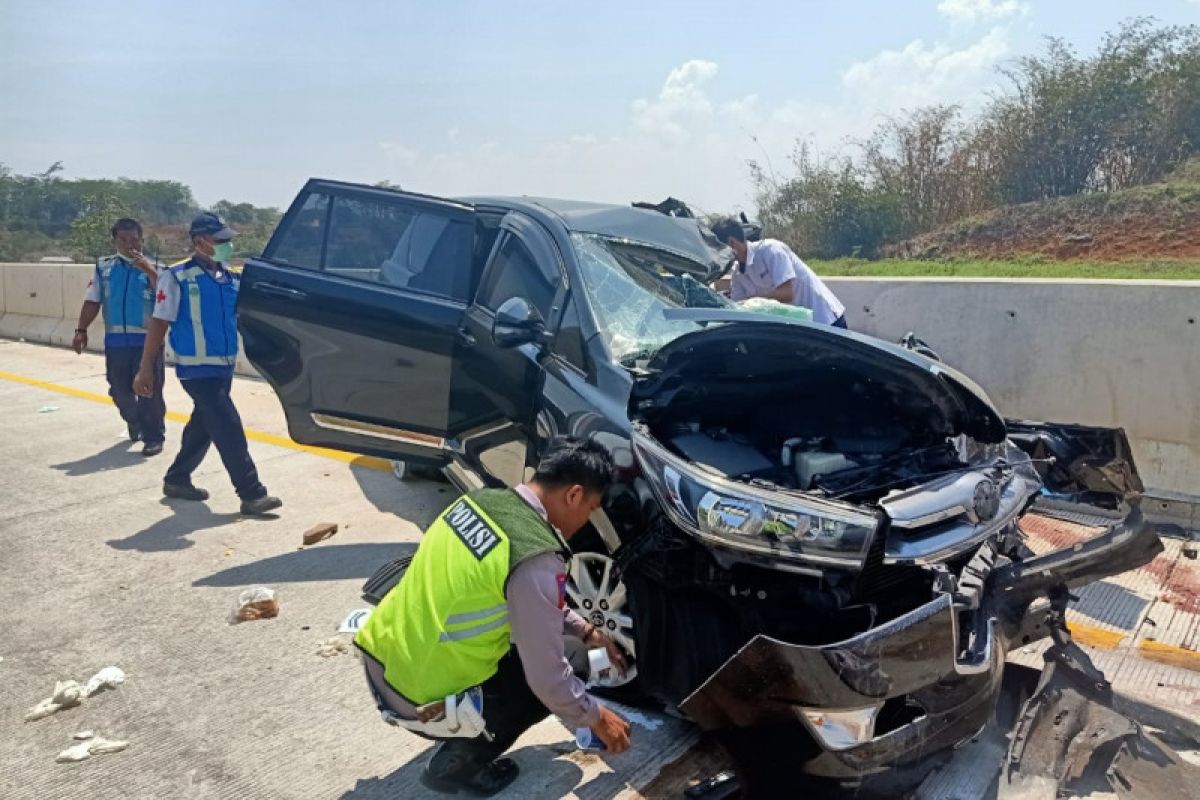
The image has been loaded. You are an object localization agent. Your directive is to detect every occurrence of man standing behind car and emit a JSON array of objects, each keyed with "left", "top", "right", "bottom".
[
  {"left": 355, "top": 437, "right": 632, "bottom": 796},
  {"left": 711, "top": 217, "right": 848, "bottom": 328},
  {"left": 71, "top": 218, "right": 167, "bottom": 455},
  {"left": 132, "top": 212, "right": 282, "bottom": 516}
]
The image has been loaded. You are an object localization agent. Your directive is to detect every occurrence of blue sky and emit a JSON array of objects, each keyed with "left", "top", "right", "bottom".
[{"left": 2, "top": 0, "right": 1197, "bottom": 213}]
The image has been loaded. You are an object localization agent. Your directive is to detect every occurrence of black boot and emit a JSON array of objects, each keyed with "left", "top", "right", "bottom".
[{"left": 420, "top": 742, "right": 519, "bottom": 797}]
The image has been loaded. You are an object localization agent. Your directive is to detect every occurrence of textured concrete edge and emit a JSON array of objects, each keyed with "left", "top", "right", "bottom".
[{"left": 0, "top": 366, "right": 393, "bottom": 473}]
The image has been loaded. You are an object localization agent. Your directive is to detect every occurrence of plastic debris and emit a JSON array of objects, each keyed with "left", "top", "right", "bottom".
[
  {"left": 74, "top": 731, "right": 94, "bottom": 740},
  {"left": 83, "top": 666, "right": 125, "bottom": 697},
  {"left": 303, "top": 522, "right": 339, "bottom": 546},
  {"left": 25, "top": 680, "right": 84, "bottom": 721},
  {"left": 338, "top": 608, "right": 373, "bottom": 634},
  {"left": 37, "top": 405, "right": 60, "bottom": 413},
  {"left": 316, "top": 637, "right": 353, "bottom": 658},
  {"left": 229, "top": 587, "right": 279, "bottom": 623},
  {"left": 737, "top": 297, "right": 814, "bottom": 322}
]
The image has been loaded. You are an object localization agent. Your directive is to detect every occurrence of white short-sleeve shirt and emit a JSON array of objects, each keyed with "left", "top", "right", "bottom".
[{"left": 731, "top": 239, "right": 846, "bottom": 324}]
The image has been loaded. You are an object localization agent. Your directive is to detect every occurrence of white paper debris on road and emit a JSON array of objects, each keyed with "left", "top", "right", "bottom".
[
  {"left": 84, "top": 666, "right": 125, "bottom": 697},
  {"left": 317, "top": 637, "right": 353, "bottom": 658},
  {"left": 55, "top": 742, "right": 92, "bottom": 763},
  {"left": 73, "top": 730, "right": 94, "bottom": 740},
  {"left": 55, "top": 734, "right": 129, "bottom": 764},
  {"left": 25, "top": 680, "right": 84, "bottom": 721}
]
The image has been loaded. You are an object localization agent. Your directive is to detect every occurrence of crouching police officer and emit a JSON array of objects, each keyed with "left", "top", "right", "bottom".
[
  {"left": 72, "top": 217, "right": 166, "bottom": 455},
  {"left": 355, "top": 437, "right": 632, "bottom": 796},
  {"left": 133, "top": 212, "right": 281, "bottom": 516}
]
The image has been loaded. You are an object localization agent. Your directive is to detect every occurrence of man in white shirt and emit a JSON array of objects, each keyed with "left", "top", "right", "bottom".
[{"left": 711, "top": 218, "right": 848, "bottom": 328}]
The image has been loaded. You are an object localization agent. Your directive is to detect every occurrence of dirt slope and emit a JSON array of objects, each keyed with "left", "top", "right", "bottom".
[{"left": 887, "top": 170, "right": 1200, "bottom": 261}]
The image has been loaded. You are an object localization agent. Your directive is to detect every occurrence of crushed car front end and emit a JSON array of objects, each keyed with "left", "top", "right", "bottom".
[{"left": 617, "top": 320, "right": 1161, "bottom": 787}]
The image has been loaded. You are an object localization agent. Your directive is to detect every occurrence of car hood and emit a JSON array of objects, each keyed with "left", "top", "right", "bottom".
[{"left": 639, "top": 310, "right": 1009, "bottom": 443}]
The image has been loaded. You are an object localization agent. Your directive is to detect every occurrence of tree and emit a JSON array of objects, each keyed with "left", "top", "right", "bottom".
[{"left": 66, "top": 194, "right": 132, "bottom": 261}]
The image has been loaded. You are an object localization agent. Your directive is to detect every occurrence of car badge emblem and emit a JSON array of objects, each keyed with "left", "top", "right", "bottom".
[{"left": 972, "top": 479, "right": 1001, "bottom": 522}]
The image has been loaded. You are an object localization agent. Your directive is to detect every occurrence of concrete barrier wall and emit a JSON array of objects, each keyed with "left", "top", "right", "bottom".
[
  {"left": 1, "top": 264, "right": 1196, "bottom": 504},
  {"left": 827, "top": 277, "right": 1200, "bottom": 504},
  {"left": 0, "top": 262, "right": 256, "bottom": 375}
]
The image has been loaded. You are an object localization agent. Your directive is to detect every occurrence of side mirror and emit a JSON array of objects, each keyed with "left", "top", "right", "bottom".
[{"left": 492, "top": 297, "right": 546, "bottom": 348}]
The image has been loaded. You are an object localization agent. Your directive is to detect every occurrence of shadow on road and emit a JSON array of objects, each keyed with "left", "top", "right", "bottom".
[
  {"left": 336, "top": 743, "right": 584, "bottom": 800},
  {"left": 192, "top": 542, "right": 418, "bottom": 587},
  {"left": 107, "top": 499, "right": 242, "bottom": 552},
  {"left": 351, "top": 462, "right": 450, "bottom": 527},
  {"left": 52, "top": 440, "right": 142, "bottom": 476}
]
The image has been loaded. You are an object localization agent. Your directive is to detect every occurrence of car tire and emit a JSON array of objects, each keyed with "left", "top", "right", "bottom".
[
  {"left": 565, "top": 529, "right": 657, "bottom": 707},
  {"left": 390, "top": 460, "right": 448, "bottom": 483}
]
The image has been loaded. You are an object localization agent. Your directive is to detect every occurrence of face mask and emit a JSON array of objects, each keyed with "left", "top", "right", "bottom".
[{"left": 210, "top": 241, "right": 234, "bottom": 262}]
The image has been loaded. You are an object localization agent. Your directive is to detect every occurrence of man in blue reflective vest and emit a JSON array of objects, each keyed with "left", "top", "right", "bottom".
[
  {"left": 133, "top": 212, "right": 282, "bottom": 516},
  {"left": 72, "top": 217, "right": 167, "bottom": 455}
]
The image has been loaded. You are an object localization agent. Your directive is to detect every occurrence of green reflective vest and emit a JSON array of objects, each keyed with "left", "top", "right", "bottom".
[{"left": 355, "top": 489, "right": 569, "bottom": 704}]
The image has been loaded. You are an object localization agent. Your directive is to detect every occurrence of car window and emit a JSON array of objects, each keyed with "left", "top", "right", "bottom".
[
  {"left": 477, "top": 234, "right": 556, "bottom": 320},
  {"left": 268, "top": 192, "right": 329, "bottom": 269},
  {"left": 323, "top": 195, "right": 475, "bottom": 303},
  {"left": 554, "top": 298, "right": 589, "bottom": 372}
]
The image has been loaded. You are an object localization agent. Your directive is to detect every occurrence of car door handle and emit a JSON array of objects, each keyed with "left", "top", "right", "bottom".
[
  {"left": 457, "top": 328, "right": 476, "bottom": 348},
  {"left": 256, "top": 282, "right": 307, "bottom": 300}
]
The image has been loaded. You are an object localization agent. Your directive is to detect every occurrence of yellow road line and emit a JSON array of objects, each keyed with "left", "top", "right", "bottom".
[
  {"left": 0, "top": 369, "right": 392, "bottom": 472},
  {"left": 1068, "top": 619, "right": 1200, "bottom": 671},
  {"left": 1066, "top": 622, "right": 1127, "bottom": 650}
]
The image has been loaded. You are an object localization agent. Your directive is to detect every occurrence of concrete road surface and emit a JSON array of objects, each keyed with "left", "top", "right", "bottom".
[{"left": 0, "top": 341, "right": 699, "bottom": 800}]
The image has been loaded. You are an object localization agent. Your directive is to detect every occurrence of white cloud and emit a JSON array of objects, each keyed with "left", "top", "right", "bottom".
[
  {"left": 937, "top": 0, "right": 1030, "bottom": 22},
  {"left": 842, "top": 27, "right": 1010, "bottom": 113},
  {"left": 376, "top": 32, "right": 1011, "bottom": 214},
  {"left": 631, "top": 59, "right": 719, "bottom": 142},
  {"left": 379, "top": 141, "right": 419, "bottom": 165}
]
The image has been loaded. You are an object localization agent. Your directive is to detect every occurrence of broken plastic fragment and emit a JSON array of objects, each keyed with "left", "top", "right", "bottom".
[
  {"left": 74, "top": 730, "right": 94, "bottom": 740},
  {"left": 38, "top": 405, "right": 60, "bottom": 413},
  {"left": 83, "top": 666, "right": 125, "bottom": 697}
]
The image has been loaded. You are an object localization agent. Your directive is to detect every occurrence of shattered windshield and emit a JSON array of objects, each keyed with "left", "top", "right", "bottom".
[{"left": 572, "top": 232, "right": 734, "bottom": 365}]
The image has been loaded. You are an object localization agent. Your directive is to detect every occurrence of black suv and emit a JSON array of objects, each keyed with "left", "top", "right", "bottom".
[{"left": 239, "top": 179, "right": 1161, "bottom": 789}]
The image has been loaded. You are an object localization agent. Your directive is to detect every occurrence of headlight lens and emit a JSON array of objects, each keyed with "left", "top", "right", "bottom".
[
  {"left": 799, "top": 705, "right": 882, "bottom": 750},
  {"left": 634, "top": 431, "right": 878, "bottom": 568}
]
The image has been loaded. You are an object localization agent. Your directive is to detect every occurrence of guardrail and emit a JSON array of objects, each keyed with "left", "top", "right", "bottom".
[
  {"left": 828, "top": 276, "right": 1200, "bottom": 524},
  {"left": 1, "top": 263, "right": 1196, "bottom": 521}
]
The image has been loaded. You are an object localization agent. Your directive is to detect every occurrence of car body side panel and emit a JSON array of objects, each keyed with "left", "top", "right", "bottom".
[{"left": 240, "top": 262, "right": 467, "bottom": 463}]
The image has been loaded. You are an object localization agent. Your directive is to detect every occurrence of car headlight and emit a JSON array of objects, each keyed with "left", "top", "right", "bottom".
[{"left": 634, "top": 431, "right": 879, "bottom": 569}]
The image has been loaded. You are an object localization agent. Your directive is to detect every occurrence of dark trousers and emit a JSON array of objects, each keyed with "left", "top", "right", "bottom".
[
  {"left": 164, "top": 375, "right": 267, "bottom": 501},
  {"left": 374, "top": 637, "right": 590, "bottom": 766},
  {"left": 106, "top": 346, "right": 165, "bottom": 445},
  {"left": 454, "top": 638, "right": 589, "bottom": 762}
]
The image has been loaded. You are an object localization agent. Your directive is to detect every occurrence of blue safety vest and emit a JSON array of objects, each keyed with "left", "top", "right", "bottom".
[
  {"left": 165, "top": 258, "right": 240, "bottom": 380},
  {"left": 97, "top": 256, "right": 154, "bottom": 347}
]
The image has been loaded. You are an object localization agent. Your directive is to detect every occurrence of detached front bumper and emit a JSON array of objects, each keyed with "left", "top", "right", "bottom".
[{"left": 678, "top": 505, "right": 1162, "bottom": 780}]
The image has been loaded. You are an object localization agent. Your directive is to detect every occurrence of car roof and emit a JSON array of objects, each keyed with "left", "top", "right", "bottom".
[
  {"left": 300, "top": 180, "right": 731, "bottom": 278},
  {"left": 464, "top": 195, "right": 730, "bottom": 276}
]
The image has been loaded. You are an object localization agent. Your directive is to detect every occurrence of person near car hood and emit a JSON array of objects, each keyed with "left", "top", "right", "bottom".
[
  {"left": 132, "top": 212, "right": 282, "bottom": 516},
  {"left": 711, "top": 217, "right": 848, "bottom": 328},
  {"left": 71, "top": 217, "right": 167, "bottom": 456},
  {"left": 354, "top": 436, "right": 632, "bottom": 796}
]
